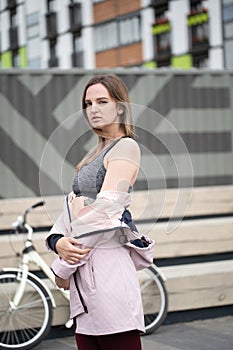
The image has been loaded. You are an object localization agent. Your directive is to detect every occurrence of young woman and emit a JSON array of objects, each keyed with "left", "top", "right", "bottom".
[{"left": 46, "top": 74, "right": 154, "bottom": 350}]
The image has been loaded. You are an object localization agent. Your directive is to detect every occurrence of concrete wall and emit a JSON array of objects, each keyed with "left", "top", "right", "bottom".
[{"left": 0, "top": 69, "right": 233, "bottom": 198}]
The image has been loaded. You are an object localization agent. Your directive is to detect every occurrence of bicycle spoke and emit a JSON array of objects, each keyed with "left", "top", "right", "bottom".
[{"left": 0, "top": 271, "right": 53, "bottom": 349}]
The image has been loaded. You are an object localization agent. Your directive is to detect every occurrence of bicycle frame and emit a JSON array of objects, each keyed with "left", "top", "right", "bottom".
[{"left": 2, "top": 223, "right": 70, "bottom": 311}]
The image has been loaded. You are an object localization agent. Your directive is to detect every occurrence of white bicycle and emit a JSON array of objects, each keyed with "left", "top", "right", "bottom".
[{"left": 0, "top": 201, "right": 168, "bottom": 350}]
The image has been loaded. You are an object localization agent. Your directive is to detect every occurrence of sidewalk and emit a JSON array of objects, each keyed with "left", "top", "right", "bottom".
[{"left": 37, "top": 315, "right": 233, "bottom": 350}]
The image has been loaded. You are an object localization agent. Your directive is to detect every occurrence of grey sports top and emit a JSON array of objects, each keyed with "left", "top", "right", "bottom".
[{"left": 72, "top": 139, "right": 122, "bottom": 199}]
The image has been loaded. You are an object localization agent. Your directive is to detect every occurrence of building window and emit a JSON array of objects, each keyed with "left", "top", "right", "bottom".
[
  {"left": 8, "top": 0, "right": 19, "bottom": 67},
  {"left": 119, "top": 16, "right": 140, "bottom": 45},
  {"left": 94, "top": 15, "right": 141, "bottom": 52},
  {"left": 152, "top": 0, "right": 171, "bottom": 67},
  {"left": 27, "top": 12, "right": 39, "bottom": 34},
  {"left": 69, "top": 1, "right": 83, "bottom": 67},
  {"left": 222, "top": 2, "right": 233, "bottom": 68},
  {"left": 222, "top": 2, "right": 233, "bottom": 22},
  {"left": 189, "top": 21, "right": 208, "bottom": 48},
  {"left": 26, "top": 12, "right": 41, "bottom": 68},
  {"left": 156, "top": 31, "right": 170, "bottom": 53},
  {"left": 225, "top": 22, "right": 233, "bottom": 39},
  {"left": 46, "top": 0, "right": 58, "bottom": 67},
  {"left": 187, "top": 2, "right": 209, "bottom": 68},
  {"left": 94, "top": 21, "right": 118, "bottom": 52},
  {"left": 47, "top": 0, "right": 56, "bottom": 12}
]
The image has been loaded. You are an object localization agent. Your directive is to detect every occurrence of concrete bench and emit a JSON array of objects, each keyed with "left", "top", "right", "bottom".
[{"left": 0, "top": 185, "right": 233, "bottom": 325}]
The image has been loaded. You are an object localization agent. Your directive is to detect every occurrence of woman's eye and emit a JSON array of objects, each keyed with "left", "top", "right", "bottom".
[{"left": 98, "top": 100, "right": 108, "bottom": 105}]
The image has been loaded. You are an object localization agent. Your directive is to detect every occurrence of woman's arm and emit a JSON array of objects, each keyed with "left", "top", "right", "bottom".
[{"left": 102, "top": 137, "right": 141, "bottom": 192}]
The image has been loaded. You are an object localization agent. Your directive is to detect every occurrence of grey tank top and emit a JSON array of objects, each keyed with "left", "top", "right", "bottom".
[{"left": 72, "top": 139, "right": 122, "bottom": 199}]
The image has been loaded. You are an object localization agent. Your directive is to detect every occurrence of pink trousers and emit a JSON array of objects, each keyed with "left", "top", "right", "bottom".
[{"left": 75, "top": 330, "right": 142, "bottom": 350}]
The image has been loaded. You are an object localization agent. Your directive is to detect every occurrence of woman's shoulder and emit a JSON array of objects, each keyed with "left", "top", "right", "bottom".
[
  {"left": 106, "top": 137, "right": 141, "bottom": 161},
  {"left": 118, "top": 137, "right": 140, "bottom": 152}
]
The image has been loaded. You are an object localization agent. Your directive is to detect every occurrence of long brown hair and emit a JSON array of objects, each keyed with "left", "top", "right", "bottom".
[{"left": 76, "top": 74, "right": 135, "bottom": 170}]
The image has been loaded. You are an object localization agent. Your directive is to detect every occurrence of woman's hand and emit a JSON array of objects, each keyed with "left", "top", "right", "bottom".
[
  {"left": 55, "top": 237, "right": 91, "bottom": 264},
  {"left": 55, "top": 276, "right": 70, "bottom": 290}
]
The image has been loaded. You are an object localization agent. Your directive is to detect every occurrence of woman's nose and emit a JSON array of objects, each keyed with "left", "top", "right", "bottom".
[{"left": 90, "top": 103, "right": 98, "bottom": 112}]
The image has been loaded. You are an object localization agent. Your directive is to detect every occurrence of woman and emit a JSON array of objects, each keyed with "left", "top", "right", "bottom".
[{"left": 46, "top": 74, "right": 154, "bottom": 350}]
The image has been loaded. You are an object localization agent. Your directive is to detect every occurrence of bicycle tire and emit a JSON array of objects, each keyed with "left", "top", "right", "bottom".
[
  {"left": 138, "top": 264, "right": 168, "bottom": 334},
  {"left": 0, "top": 270, "right": 53, "bottom": 350}
]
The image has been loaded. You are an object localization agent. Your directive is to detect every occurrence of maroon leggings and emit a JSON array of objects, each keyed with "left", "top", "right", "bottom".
[{"left": 74, "top": 330, "right": 142, "bottom": 350}]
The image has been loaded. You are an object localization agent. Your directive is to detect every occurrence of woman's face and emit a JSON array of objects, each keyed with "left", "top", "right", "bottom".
[{"left": 84, "top": 83, "right": 121, "bottom": 130}]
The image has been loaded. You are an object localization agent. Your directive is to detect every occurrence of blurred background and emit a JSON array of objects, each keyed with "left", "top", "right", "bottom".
[
  {"left": 0, "top": 0, "right": 233, "bottom": 338},
  {"left": 0, "top": 0, "right": 233, "bottom": 199}
]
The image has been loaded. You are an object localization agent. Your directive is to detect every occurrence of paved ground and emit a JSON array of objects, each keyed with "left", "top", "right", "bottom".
[{"left": 36, "top": 315, "right": 233, "bottom": 350}]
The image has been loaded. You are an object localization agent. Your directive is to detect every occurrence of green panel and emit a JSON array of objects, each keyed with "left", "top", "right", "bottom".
[
  {"left": 144, "top": 61, "right": 157, "bottom": 69},
  {"left": 19, "top": 47, "right": 27, "bottom": 67},
  {"left": 187, "top": 13, "right": 208, "bottom": 26},
  {"left": 1, "top": 51, "right": 12, "bottom": 68},
  {"left": 172, "top": 54, "right": 192, "bottom": 69},
  {"left": 152, "top": 23, "right": 171, "bottom": 35}
]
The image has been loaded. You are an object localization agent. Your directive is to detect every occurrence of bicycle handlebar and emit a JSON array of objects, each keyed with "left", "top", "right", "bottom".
[
  {"left": 23, "top": 201, "right": 45, "bottom": 224},
  {"left": 12, "top": 201, "right": 45, "bottom": 229},
  {"left": 31, "top": 201, "right": 45, "bottom": 209}
]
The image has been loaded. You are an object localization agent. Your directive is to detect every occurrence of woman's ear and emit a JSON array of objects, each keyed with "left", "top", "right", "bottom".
[{"left": 117, "top": 107, "right": 124, "bottom": 115}]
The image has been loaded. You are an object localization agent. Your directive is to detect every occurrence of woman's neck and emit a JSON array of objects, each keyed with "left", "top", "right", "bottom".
[{"left": 96, "top": 129, "right": 126, "bottom": 142}]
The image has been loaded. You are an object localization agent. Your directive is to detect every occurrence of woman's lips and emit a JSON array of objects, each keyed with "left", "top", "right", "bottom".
[{"left": 91, "top": 116, "right": 102, "bottom": 122}]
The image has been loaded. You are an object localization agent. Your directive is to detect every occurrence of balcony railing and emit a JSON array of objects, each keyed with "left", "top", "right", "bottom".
[
  {"left": 6, "top": 0, "right": 17, "bottom": 10},
  {"left": 191, "top": 37, "right": 209, "bottom": 54},
  {"left": 69, "top": 3, "right": 82, "bottom": 32},
  {"left": 152, "top": 19, "right": 171, "bottom": 35},
  {"left": 187, "top": 8, "right": 208, "bottom": 26},
  {"left": 48, "top": 57, "right": 59, "bottom": 67},
  {"left": 9, "top": 27, "right": 18, "bottom": 50},
  {"left": 151, "top": 0, "right": 168, "bottom": 8},
  {"left": 46, "top": 12, "right": 57, "bottom": 40},
  {"left": 71, "top": 51, "right": 84, "bottom": 67}
]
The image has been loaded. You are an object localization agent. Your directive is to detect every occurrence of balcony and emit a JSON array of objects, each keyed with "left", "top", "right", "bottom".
[
  {"left": 9, "top": 27, "right": 18, "bottom": 50},
  {"left": 46, "top": 12, "right": 57, "bottom": 40},
  {"left": 152, "top": 18, "right": 171, "bottom": 35},
  {"left": 190, "top": 37, "right": 209, "bottom": 54},
  {"left": 187, "top": 8, "right": 208, "bottom": 26},
  {"left": 48, "top": 57, "right": 59, "bottom": 67},
  {"left": 190, "top": 0, "right": 202, "bottom": 6},
  {"left": 151, "top": 0, "right": 168, "bottom": 15},
  {"left": 151, "top": 0, "right": 168, "bottom": 8},
  {"left": 71, "top": 52, "right": 84, "bottom": 67},
  {"left": 69, "top": 3, "right": 82, "bottom": 33},
  {"left": 6, "top": 0, "right": 17, "bottom": 10},
  {"left": 156, "top": 46, "right": 171, "bottom": 67}
]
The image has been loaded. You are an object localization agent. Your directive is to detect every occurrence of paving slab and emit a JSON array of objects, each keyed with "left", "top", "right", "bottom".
[{"left": 36, "top": 316, "right": 233, "bottom": 350}]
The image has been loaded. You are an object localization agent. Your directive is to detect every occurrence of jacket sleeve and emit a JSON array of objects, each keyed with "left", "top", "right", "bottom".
[
  {"left": 70, "top": 191, "right": 131, "bottom": 238},
  {"left": 51, "top": 251, "right": 94, "bottom": 279},
  {"left": 45, "top": 195, "right": 72, "bottom": 251}
]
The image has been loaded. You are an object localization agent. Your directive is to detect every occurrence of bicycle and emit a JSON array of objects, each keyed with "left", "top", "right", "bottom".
[{"left": 0, "top": 201, "right": 168, "bottom": 350}]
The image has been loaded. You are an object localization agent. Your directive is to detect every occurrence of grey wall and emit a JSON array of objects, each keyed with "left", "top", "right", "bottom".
[{"left": 1, "top": 69, "right": 233, "bottom": 198}]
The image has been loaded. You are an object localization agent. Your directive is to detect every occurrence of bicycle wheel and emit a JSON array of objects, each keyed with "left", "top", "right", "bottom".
[
  {"left": 0, "top": 270, "right": 53, "bottom": 350},
  {"left": 138, "top": 264, "right": 168, "bottom": 334}
]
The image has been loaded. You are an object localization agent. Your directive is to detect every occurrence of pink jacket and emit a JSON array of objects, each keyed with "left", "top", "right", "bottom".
[{"left": 49, "top": 191, "right": 155, "bottom": 335}]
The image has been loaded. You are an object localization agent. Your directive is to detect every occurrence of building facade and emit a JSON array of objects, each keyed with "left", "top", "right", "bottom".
[{"left": 0, "top": 0, "right": 232, "bottom": 70}]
